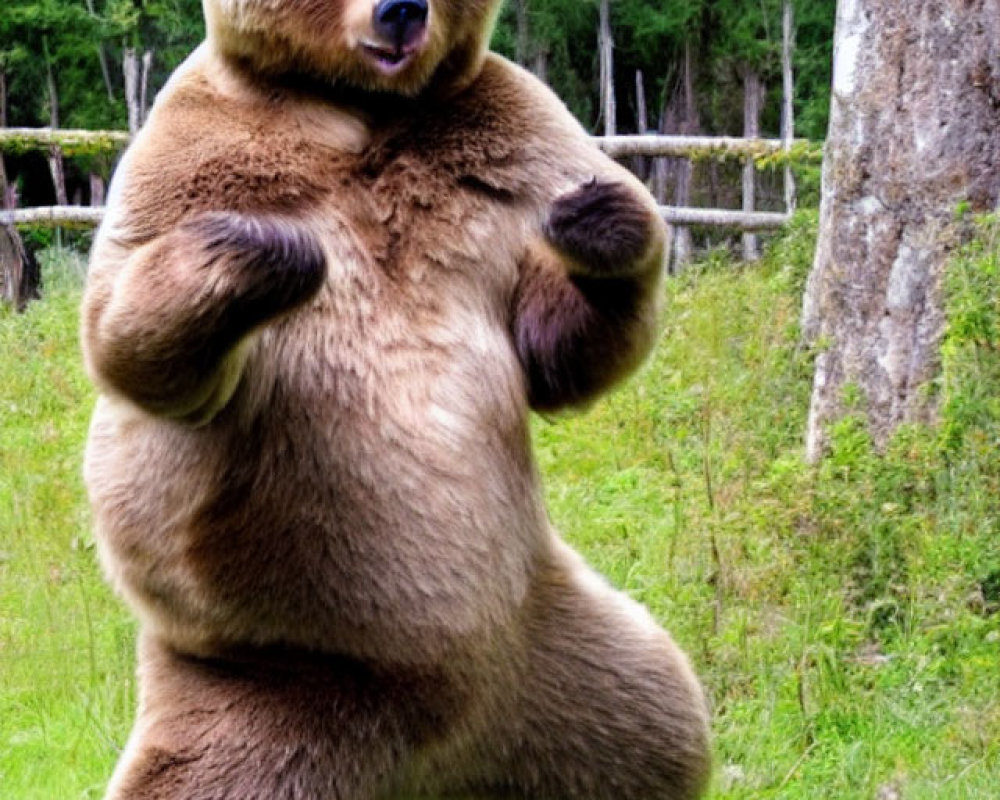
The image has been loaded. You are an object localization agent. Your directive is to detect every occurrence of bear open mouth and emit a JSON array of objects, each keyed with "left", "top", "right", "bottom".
[{"left": 362, "top": 43, "right": 416, "bottom": 73}]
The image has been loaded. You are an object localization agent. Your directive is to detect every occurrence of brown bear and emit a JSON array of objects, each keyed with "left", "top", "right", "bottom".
[{"left": 81, "top": 0, "right": 711, "bottom": 797}]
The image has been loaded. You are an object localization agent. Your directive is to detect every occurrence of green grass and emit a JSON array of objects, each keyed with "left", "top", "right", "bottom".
[
  {"left": 2, "top": 218, "right": 998, "bottom": 798},
  {"left": 0, "top": 252, "right": 134, "bottom": 799}
]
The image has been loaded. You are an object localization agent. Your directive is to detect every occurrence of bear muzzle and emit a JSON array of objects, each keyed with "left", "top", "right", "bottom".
[{"left": 362, "top": 0, "right": 429, "bottom": 72}]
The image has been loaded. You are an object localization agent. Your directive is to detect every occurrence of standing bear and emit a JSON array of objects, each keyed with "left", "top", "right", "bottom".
[{"left": 81, "top": 0, "right": 711, "bottom": 797}]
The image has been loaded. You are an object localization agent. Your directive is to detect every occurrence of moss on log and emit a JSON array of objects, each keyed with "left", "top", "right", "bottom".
[{"left": 0, "top": 128, "right": 130, "bottom": 158}]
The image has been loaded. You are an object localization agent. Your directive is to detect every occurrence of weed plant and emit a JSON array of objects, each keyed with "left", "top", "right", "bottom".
[{"left": 1, "top": 217, "right": 997, "bottom": 798}]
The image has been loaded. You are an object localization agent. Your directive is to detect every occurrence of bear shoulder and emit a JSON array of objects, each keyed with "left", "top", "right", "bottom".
[
  {"left": 463, "top": 54, "right": 596, "bottom": 158},
  {"left": 114, "top": 46, "right": 369, "bottom": 239}
]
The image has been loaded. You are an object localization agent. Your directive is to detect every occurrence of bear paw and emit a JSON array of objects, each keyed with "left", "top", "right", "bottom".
[
  {"left": 545, "top": 179, "right": 655, "bottom": 279},
  {"left": 191, "top": 212, "right": 328, "bottom": 317}
]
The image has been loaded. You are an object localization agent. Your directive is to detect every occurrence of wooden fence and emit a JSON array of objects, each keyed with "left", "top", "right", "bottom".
[{"left": 0, "top": 128, "right": 821, "bottom": 233}]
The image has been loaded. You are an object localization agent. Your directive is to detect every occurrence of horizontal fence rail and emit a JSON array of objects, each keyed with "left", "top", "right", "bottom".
[
  {"left": 0, "top": 206, "right": 105, "bottom": 228},
  {"left": 661, "top": 207, "right": 790, "bottom": 231},
  {"left": 1, "top": 129, "right": 813, "bottom": 231},
  {"left": 594, "top": 134, "right": 820, "bottom": 163},
  {"left": 0, "top": 127, "right": 131, "bottom": 156},
  {"left": 0, "top": 128, "right": 819, "bottom": 161},
  {"left": 1, "top": 205, "right": 793, "bottom": 232}
]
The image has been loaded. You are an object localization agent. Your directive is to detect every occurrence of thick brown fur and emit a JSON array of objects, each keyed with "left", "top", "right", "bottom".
[{"left": 81, "top": 1, "right": 710, "bottom": 797}]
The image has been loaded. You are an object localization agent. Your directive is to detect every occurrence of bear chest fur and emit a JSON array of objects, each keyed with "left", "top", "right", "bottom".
[{"left": 87, "top": 61, "right": 552, "bottom": 663}]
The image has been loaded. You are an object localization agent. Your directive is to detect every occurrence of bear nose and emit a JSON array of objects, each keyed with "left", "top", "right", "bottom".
[{"left": 373, "top": 0, "right": 429, "bottom": 49}]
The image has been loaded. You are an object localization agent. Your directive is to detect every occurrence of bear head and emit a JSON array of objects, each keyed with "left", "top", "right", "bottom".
[{"left": 203, "top": 0, "right": 504, "bottom": 96}]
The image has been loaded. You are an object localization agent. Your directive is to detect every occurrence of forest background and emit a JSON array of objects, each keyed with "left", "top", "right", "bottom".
[{"left": 0, "top": 0, "right": 836, "bottom": 212}]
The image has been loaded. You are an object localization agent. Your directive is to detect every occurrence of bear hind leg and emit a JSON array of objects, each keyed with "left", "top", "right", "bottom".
[
  {"left": 478, "top": 544, "right": 711, "bottom": 800},
  {"left": 105, "top": 635, "right": 460, "bottom": 800}
]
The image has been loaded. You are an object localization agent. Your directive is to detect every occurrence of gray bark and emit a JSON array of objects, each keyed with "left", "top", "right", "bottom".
[
  {"left": 0, "top": 69, "right": 9, "bottom": 211},
  {"left": 781, "top": 0, "right": 797, "bottom": 214},
  {"left": 0, "top": 224, "right": 39, "bottom": 310},
  {"left": 84, "top": 0, "right": 116, "bottom": 102},
  {"left": 661, "top": 207, "right": 788, "bottom": 231},
  {"left": 515, "top": 0, "right": 530, "bottom": 66},
  {"left": 1, "top": 223, "right": 25, "bottom": 307},
  {"left": 0, "top": 206, "right": 105, "bottom": 227},
  {"left": 632, "top": 70, "right": 649, "bottom": 180},
  {"left": 124, "top": 48, "right": 141, "bottom": 134},
  {"left": 635, "top": 70, "right": 648, "bottom": 134},
  {"left": 741, "top": 68, "right": 764, "bottom": 262},
  {"left": 47, "top": 144, "right": 68, "bottom": 207},
  {"left": 532, "top": 50, "right": 548, "bottom": 83},
  {"left": 42, "top": 37, "right": 68, "bottom": 207},
  {"left": 599, "top": 0, "right": 615, "bottom": 136},
  {"left": 802, "top": 0, "right": 1000, "bottom": 461},
  {"left": 672, "top": 43, "right": 697, "bottom": 271},
  {"left": 140, "top": 50, "right": 154, "bottom": 127},
  {"left": 651, "top": 92, "right": 673, "bottom": 205},
  {"left": 513, "top": 0, "right": 547, "bottom": 81},
  {"left": 90, "top": 173, "right": 106, "bottom": 207}
]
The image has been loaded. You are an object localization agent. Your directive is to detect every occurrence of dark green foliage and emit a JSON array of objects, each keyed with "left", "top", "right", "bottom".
[
  {"left": 489, "top": 0, "right": 837, "bottom": 139},
  {"left": 940, "top": 217, "right": 1000, "bottom": 452},
  {"left": 1, "top": 0, "right": 834, "bottom": 213},
  {"left": 1, "top": 1, "right": 835, "bottom": 138},
  {"left": 0, "top": 0, "right": 204, "bottom": 131}
]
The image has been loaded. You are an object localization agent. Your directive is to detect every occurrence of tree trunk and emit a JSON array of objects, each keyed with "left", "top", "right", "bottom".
[
  {"left": 42, "top": 36, "right": 68, "bottom": 208},
  {"left": 0, "top": 69, "right": 9, "bottom": 210},
  {"left": 0, "top": 72, "right": 26, "bottom": 309},
  {"left": 124, "top": 47, "right": 141, "bottom": 135},
  {"left": 48, "top": 145, "right": 68, "bottom": 207},
  {"left": 85, "top": 0, "right": 116, "bottom": 102},
  {"left": 1, "top": 223, "right": 24, "bottom": 308},
  {"left": 652, "top": 86, "right": 675, "bottom": 205},
  {"left": 532, "top": 50, "right": 548, "bottom": 82},
  {"left": 741, "top": 67, "right": 764, "bottom": 262},
  {"left": 515, "top": 0, "right": 530, "bottom": 66},
  {"left": 0, "top": 224, "right": 40, "bottom": 310},
  {"left": 513, "top": 0, "right": 547, "bottom": 80},
  {"left": 632, "top": 70, "right": 649, "bottom": 179},
  {"left": 140, "top": 50, "right": 155, "bottom": 127},
  {"left": 90, "top": 173, "right": 106, "bottom": 207},
  {"left": 635, "top": 70, "right": 648, "bottom": 134},
  {"left": 802, "top": 0, "right": 1000, "bottom": 461},
  {"left": 598, "top": 0, "right": 616, "bottom": 136},
  {"left": 781, "top": 0, "right": 797, "bottom": 214},
  {"left": 672, "top": 42, "right": 697, "bottom": 271}
]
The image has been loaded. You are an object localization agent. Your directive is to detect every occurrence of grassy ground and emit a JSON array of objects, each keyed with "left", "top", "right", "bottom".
[
  {"left": 1, "top": 216, "right": 997, "bottom": 798},
  {"left": 0, "top": 251, "right": 134, "bottom": 798}
]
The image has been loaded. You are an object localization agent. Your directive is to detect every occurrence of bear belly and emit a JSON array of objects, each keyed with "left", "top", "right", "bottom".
[{"left": 85, "top": 356, "right": 546, "bottom": 665}]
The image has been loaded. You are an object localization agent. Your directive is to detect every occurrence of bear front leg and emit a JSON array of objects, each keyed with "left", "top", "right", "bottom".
[
  {"left": 83, "top": 212, "right": 326, "bottom": 423},
  {"left": 513, "top": 179, "right": 667, "bottom": 411}
]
